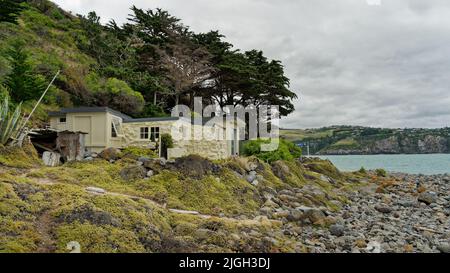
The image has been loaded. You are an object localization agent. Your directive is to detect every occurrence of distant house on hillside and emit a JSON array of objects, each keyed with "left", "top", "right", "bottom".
[{"left": 48, "top": 107, "right": 241, "bottom": 160}]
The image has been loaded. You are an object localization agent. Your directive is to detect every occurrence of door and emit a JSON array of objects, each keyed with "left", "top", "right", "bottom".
[{"left": 73, "top": 116, "right": 92, "bottom": 146}]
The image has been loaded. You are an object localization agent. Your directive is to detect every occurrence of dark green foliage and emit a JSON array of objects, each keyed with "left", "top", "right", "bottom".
[
  {"left": 86, "top": 75, "right": 144, "bottom": 115},
  {"left": 375, "top": 169, "right": 387, "bottom": 177},
  {"left": 2, "top": 39, "right": 47, "bottom": 102},
  {"left": 358, "top": 167, "right": 367, "bottom": 175},
  {"left": 243, "top": 139, "right": 302, "bottom": 163},
  {"left": 138, "top": 104, "right": 167, "bottom": 118},
  {"left": 160, "top": 133, "right": 173, "bottom": 159},
  {"left": 0, "top": 0, "right": 26, "bottom": 24},
  {"left": 195, "top": 32, "right": 297, "bottom": 116}
]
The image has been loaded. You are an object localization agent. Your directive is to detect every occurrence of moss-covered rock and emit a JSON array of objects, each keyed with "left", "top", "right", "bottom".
[{"left": 0, "top": 143, "right": 40, "bottom": 169}]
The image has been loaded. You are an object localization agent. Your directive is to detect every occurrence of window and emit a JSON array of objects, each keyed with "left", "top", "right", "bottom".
[
  {"left": 150, "top": 127, "right": 160, "bottom": 141},
  {"left": 59, "top": 117, "right": 66, "bottom": 123},
  {"left": 140, "top": 127, "right": 149, "bottom": 139},
  {"left": 111, "top": 123, "right": 118, "bottom": 138},
  {"left": 111, "top": 119, "right": 121, "bottom": 138}
]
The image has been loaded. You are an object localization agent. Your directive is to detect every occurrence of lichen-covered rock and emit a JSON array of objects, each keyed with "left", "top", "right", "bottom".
[
  {"left": 57, "top": 204, "right": 120, "bottom": 226},
  {"left": 375, "top": 204, "right": 392, "bottom": 214},
  {"left": 418, "top": 192, "right": 437, "bottom": 205},
  {"left": 168, "top": 154, "right": 220, "bottom": 179},
  {"left": 98, "top": 147, "right": 121, "bottom": 161},
  {"left": 329, "top": 224, "right": 345, "bottom": 237},
  {"left": 120, "top": 165, "right": 147, "bottom": 181}
]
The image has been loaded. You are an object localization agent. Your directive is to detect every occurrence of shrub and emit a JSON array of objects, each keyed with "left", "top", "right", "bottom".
[
  {"left": 243, "top": 139, "right": 302, "bottom": 163},
  {"left": 87, "top": 75, "right": 145, "bottom": 115},
  {"left": 161, "top": 133, "right": 174, "bottom": 149},
  {"left": 138, "top": 104, "right": 168, "bottom": 118},
  {"left": 160, "top": 133, "right": 173, "bottom": 159},
  {"left": 121, "top": 146, "right": 158, "bottom": 158},
  {"left": 375, "top": 168, "right": 387, "bottom": 177},
  {"left": 358, "top": 167, "right": 367, "bottom": 175}
]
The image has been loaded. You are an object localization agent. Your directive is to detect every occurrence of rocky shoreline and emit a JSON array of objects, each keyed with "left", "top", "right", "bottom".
[{"left": 259, "top": 171, "right": 450, "bottom": 253}]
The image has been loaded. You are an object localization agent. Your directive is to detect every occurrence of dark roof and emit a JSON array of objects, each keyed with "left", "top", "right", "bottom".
[
  {"left": 48, "top": 107, "right": 243, "bottom": 125},
  {"left": 48, "top": 107, "right": 181, "bottom": 123},
  {"left": 48, "top": 107, "right": 131, "bottom": 120},
  {"left": 123, "top": 117, "right": 180, "bottom": 123}
]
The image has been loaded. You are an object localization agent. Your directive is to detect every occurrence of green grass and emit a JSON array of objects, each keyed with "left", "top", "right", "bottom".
[{"left": 280, "top": 129, "right": 333, "bottom": 141}]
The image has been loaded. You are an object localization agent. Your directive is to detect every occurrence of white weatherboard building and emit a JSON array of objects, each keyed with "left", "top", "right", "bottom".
[{"left": 49, "top": 107, "right": 241, "bottom": 160}]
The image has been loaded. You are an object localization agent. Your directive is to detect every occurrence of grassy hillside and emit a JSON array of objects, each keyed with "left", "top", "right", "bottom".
[{"left": 0, "top": 1, "right": 97, "bottom": 125}]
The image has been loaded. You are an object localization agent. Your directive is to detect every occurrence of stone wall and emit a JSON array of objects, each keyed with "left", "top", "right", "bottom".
[{"left": 121, "top": 120, "right": 233, "bottom": 160}]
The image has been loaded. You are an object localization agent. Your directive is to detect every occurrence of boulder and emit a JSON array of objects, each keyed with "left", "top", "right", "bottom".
[
  {"left": 365, "top": 241, "right": 382, "bottom": 253},
  {"left": 329, "top": 224, "right": 345, "bottom": 237},
  {"left": 138, "top": 156, "right": 150, "bottom": 163},
  {"left": 248, "top": 162, "right": 258, "bottom": 171},
  {"left": 375, "top": 205, "right": 393, "bottom": 214},
  {"left": 263, "top": 199, "right": 279, "bottom": 208},
  {"left": 58, "top": 204, "right": 119, "bottom": 226},
  {"left": 418, "top": 192, "right": 437, "bottom": 205},
  {"left": 98, "top": 147, "right": 120, "bottom": 161},
  {"left": 272, "top": 210, "right": 290, "bottom": 219},
  {"left": 287, "top": 210, "right": 303, "bottom": 222},
  {"left": 168, "top": 155, "right": 219, "bottom": 179},
  {"left": 437, "top": 243, "right": 450, "bottom": 253},
  {"left": 120, "top": 165, "right": 147, "bottom": 181},
  {"left": 259, "top": 207, "right": 272, "bottom": 215},
  {"left": 246, "top": 173, "right": 257, "bottom": 183},
  {"left": 303, "top": 208, "right": 327, "bottom": 225},
  {"left": 195, "top": 228, "right": 214, "bottom": 240}
]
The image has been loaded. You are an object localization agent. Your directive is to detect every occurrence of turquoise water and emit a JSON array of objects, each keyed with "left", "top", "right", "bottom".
[{"left": 317, "top": 154, "right": 450, "bottom": 175}]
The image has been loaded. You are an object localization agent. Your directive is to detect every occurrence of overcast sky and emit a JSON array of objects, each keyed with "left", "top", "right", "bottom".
[{"left": 53, "top": 0, "right": 450, "bottom": 129}]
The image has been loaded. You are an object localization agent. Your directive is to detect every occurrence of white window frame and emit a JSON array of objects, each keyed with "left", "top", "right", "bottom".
[{"left": 140, "top": 127, "right": 149, "bottom": 139}]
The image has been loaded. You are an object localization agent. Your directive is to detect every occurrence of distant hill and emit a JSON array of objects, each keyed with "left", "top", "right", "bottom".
[{"left": 281, "top": 126, "right": 450, "bottom": 155}]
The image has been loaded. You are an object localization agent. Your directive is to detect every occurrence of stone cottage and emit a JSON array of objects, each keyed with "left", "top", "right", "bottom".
[{"left": 48, "top": 107, "right": 241, "bottom": 160}]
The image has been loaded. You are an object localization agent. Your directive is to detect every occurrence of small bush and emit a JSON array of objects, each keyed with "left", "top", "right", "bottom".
[
  {"left": 375, "top": 168, "right": 387, "bottom": 177},
  {"left": 160, "top": 133, "right": 173, "bottom": 159},
  {"left": 243, "top": 139, "right": 302, "bottom": 163},
  {"left": 358, "top": 167, "right": 367, "bottom": 174}
]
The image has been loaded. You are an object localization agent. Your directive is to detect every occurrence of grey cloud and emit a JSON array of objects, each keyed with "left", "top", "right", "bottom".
[{"left": 53, "top": 0, "right": 450, "bottom": 129}]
